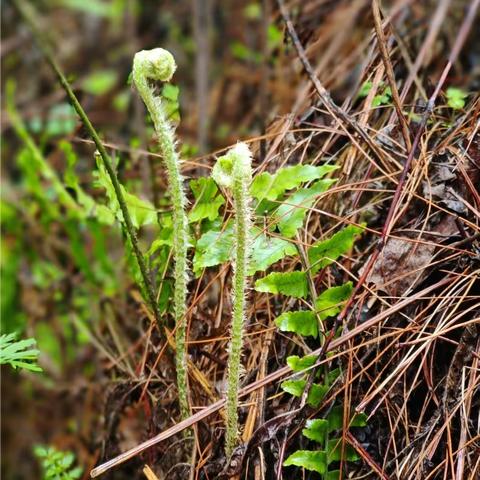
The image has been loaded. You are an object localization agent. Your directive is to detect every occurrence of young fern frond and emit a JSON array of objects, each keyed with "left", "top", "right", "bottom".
[
  {"left": 132, "top": 48, "right": 190, "bottom": 419},
  {"left": 212, "top": 142, "right": 253, "bottom": 457}
]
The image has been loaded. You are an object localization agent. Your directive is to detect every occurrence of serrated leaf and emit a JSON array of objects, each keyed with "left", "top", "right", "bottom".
[
  {"left": 281, "top": 379, "right": 306, "bottom": 397},
  {"left": 189, "top": 177, "right": 225, "bottom": 223},
  {"left": 249, "top": 228, "right": 297, "bottom": 274},
  {"left": 250, "top": 164, "right": 338, "bottom": 202},
  {"left": 255, "top": 271, "right": 307, "bottom": 298},
  {"left": 308, "top": 224, "right": 364, "bottom": 274},
  {"left": 284, "top": 450, "right": 327, "bottom": 474},
  {"left": 315, "top": 282, "right": 353, "bottom": 320},
  {"left": 302, "top": 418, "right": 328, "bottom": 443},
  {"left": 193, "top": 222, "right": 235, "bottom": 275},
  {"left": 287, "top": 354, "right": 317, "bottom": 372},
  {"left": 0, "top": 333, "right": 42, "bottom": 372},
  {"left": 275, "top": 311, "right": 318, "bottom": 338},
  {"left": 275, "top": 179, "right": 336, "bottom": 238},
  {"left": 281, "top": 379, "right": 329, "bottom": 407},
  {"left": 193, "top": 224, "right": 297, "bottom": 276},
  {"left": 327, "top": 438, "right": 360, "bottom": 463}
]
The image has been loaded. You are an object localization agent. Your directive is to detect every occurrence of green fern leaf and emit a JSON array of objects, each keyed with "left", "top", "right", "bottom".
[
  {"left": 308, "top": 224, "right": 364, "bottom": 274},
  {"left": 315, "top": 282, "right": 353, "bottom": 320},
  {"left": 255, "top": 271, "right": 308, "bottom": 298},
  {"left": 275, "top": 180, "right": 336, "bottom": 238},
  {"left": 250, "top": 164, "right": 338, "bottom": 202},
  {"left": 284, "top": 450, "right": 327, "bottom": 474},
  {"left": 275, "top": 311, "right": 318, "bottom": 337},
  {"left": 0, "top": 333, "right": 42, "bottom": 372}
]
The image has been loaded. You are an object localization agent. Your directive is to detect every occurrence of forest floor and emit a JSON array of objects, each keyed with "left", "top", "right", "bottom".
[{"left": 1, "top": 1, "right": 479, "bottom": 479}]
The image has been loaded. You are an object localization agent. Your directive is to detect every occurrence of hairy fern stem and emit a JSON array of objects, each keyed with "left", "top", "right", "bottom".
[
  {"left": 133, "top": 49, "right": 190, "bottom": 419},
  {"left": 212, "top": 143, "right": 253, "bottom": 457}
]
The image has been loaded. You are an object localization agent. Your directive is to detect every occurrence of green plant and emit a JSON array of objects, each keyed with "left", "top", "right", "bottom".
[
  {"left": 446, "top": 87, "right": 468, "bottom": 110},
  {"left": 212, "top": 142, "right": 253, "bottom": 457},
  {"left": 283, "top": 403, "right": 366, "bottom": 477},
  {"left": 132, "top": 48, "right": 190, "bottom": 419},
  {"left": 255, "top": 220, "right": 365, "bottom": 477},
  {"left": 34, "top": 445, "right": 82, "bottom": 480},
  {"left": 0, "top": 332, "right": 42, "bottom": 372},
  {"left": 358, "top": 80, "right": 392, "bottom": 107}
]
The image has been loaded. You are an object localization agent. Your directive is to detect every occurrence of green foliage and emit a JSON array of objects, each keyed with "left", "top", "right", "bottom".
[
  {"left": 315, "top": 282, "right": 353, "bottom": 320},
  {"left": 33, "top": 103, "right": 77, "bottom": 137},
  {"left": 1, "top": 201, "right": 26, "bottom": 332},
  {"left": 34, "top": 323, "right": 63, "bottom": 370},
  {"left": 161, "top": 84, "right": 181, "bottom": 123},
  {"left": 94, "top": 154, "right": 157, "bottom": 228},
  {"left": 327, "top": 438, "right": 360, "bottom": 463},
  {"left": 326, "top": 405, "right": 368, "bottom": 431},
  {"left": 255, "top": 271, "right": 308, "bottom": 298},
  {"left": 372, "top": 86, "right": 392, "bottom": 107},
  {"left": 308, "top": 224, "right": 364, "bottom": 274},
  {"left": 82, "top": 69, "right": 118, "bottom": 96},
  {"left": 302, "top": 418, "right": 329, "bottom": 443},
  {"left": 284, "top": 450, "right": 327, "bottom": 474},
  {"left": 273, "top": 282, "right": 353, "bottom": 339},
  {"left": 249, "top": 228, "right": 297, "bottom": 274},
  {"left": 244, "top": 2, "right": 261, "bottom": 19},
  {"left": 446, "top": 87, "right": 468, "bottom": 110},
  {"left": 58, "top": 0, "right": 125, "bottom": 20},
  {"left": 280, "top": 379, "right": 329, "bottom": 407},
  {"left": 193, "top": 222, "right": 235, "bottom": 275},
  {"left": 287, "top": 354, "right": 317, "bottom": 372},
  {"left": 189, "top": 177, "right": 225, "bottom": 223},
  {"left": 275, "top": 179, "right": 336, "bottom": 238},
  {"left": 267, "top": 24, "right": 283, "bottom": 50},
  {"left": 230, "top": 41, "right": 262, "bottom": 63},
  {"left": 193, "top": 225, "right": 297, "bottom": 276},
  {"left": 358, "top": 80, "right": 392, "bottom": 106},
  {"left": 250, "top": 164, "right": 338, "bottom": 202},
  {"left": 34, "top": 445, "right": 82, "bottom": 480},
  {"left": 275, "top": 310, "right": 318, "bottom": 338},
  {"left": 0, "top": 333, "right": 42, "bottom": 372}
]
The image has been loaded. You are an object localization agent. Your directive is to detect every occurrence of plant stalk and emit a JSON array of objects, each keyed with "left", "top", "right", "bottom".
[
  {"left": 132, "top": 48, "right": 190, "bottom": 420},
  {"left": 212, "top": 143, "right": 253, "bottom": 457}
]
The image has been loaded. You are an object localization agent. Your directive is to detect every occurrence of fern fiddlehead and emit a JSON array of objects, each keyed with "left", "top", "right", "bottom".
[
  {"left": 132, "top": 48, "right": 190, "bottom": 419},
  {"left": 212, "top": 142, "right": 253, "bottom": 456}
]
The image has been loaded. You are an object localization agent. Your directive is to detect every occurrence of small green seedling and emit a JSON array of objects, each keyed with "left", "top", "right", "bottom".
[
  {"left": 446, "top": 87, "right": 468, "bottom": 110},
  {"left": 34, "top": 445, "right": 82, "bottom": 480}
]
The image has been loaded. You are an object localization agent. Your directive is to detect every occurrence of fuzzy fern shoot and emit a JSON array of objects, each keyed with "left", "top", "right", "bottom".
[
  {"left": 132, "top": 48, "right": 190, "bottom": 419},
  {"left": 212, "top": 142, "right": 253, "bottom": 456}
]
